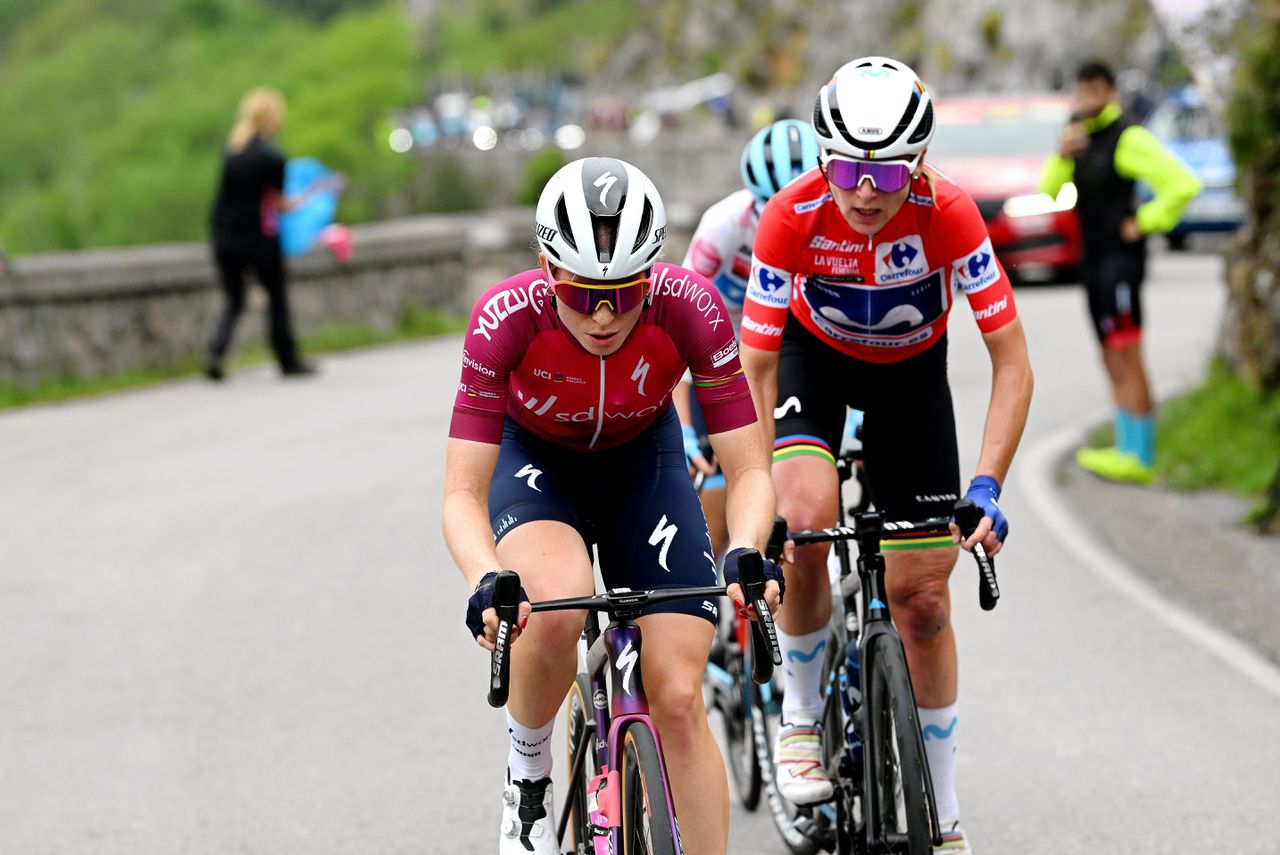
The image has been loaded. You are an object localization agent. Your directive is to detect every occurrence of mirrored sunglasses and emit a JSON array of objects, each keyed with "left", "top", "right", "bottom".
[
  {"left": 552, "top": 275, "right": 650, "bottom": 315},
  {"left": 825, "top": 158, "right": 914, "bottom": 194}
]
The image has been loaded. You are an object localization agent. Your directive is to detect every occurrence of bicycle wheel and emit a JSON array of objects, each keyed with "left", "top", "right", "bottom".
[
  {"left": 620, "top": 721, "right": 679, "bottom": 855},
  {"left": 566, "top": 673, "right": 601, "bottom": 854},
  {"left": 864, "top": 634, "right": 931, "bottom": 855},
  {"left": 720, "top": 624, "right": 762, "bottom": 810}
]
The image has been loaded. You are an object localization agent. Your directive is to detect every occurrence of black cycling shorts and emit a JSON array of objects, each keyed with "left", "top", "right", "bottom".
[
  {"left": 1082, "top": 250, "right": 1145, "bottom": 346},
  {"left": 773, "top": 315, "right": 960, "bottom": 528},
  {"left": 488, "top": 406, "right": 719, "bottom": 624}
]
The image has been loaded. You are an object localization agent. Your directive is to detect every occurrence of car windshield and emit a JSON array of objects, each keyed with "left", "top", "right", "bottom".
[
  {"left": 929, "top": 101, "right": 1068, "bottom": 159},
  {"left": 1146, "top": 103, "right": 1218, "bottom": 141}
]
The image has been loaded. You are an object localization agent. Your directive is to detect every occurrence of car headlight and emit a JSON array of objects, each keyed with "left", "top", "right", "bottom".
[{"left": 1002, "top": 183, "right": 1077, "bottom": 218}]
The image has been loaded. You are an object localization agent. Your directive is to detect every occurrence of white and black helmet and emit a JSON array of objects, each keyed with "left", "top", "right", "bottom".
[
  {"left": 812, "top": 56, "right": 935, "bottom": 167},
  {"left": 534, "top": 157, "right": 667, "bottom": 280}
]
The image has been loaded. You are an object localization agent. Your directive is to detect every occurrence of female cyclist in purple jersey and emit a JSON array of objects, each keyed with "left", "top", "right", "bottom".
[{"left": 443, "top": 157, "right": 783, "bottom": 854}]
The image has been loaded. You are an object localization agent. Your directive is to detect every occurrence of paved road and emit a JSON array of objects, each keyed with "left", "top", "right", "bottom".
[{"left": 2, "top": 250, "right": 1276, "bottom": 854}]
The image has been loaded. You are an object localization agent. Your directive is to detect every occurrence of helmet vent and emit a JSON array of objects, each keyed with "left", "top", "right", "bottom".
[
  {"left": 591, "top": 213, "right": 620, "bottom": 264},
  {"left": 555, "top": 197, "right": 577, "bottom": 252},
  {"left": 907, "top": 100, "right": 934, "bottom": 145},
  {"left": 633, "top": 199, "right": 653, "bottom": 253},
  {"left": 812, "top": 95, "right": 831, "bottom": 138}
]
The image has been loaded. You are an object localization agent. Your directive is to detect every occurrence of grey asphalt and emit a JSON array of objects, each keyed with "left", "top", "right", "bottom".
[{"left": 2, "top": 249, "right": 1277, "bottom": 855}]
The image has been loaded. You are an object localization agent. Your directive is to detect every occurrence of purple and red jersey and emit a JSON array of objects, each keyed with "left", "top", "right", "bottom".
[{"left": 450, "top": 264, "right": 757, "bottom": 451}]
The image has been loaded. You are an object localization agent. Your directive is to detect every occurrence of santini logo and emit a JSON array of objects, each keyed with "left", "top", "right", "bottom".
[{"left": 973, "top": 295, "right": 1008, "bottom": 321}]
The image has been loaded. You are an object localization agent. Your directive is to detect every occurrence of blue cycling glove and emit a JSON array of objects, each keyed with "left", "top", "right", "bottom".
[
  {"left": 465, "top": 571, "right": 530, "bottom": 640},
  {"left": 719, "top": 547, "right": 786, "bottom": 604},
  {"left": 963, "top": 475, "right": 1009, "bottom": 543},
  {"left": 681, "top": 425, "right": 703, "bottom": 468}
]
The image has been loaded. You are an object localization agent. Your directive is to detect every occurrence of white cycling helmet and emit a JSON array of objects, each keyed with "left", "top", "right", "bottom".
[
  {"left": 812, "top": 56, "right": 935, "bottom": 167},
  {"left": 534, "top": 157, "right": 667, "bottom": 280}
]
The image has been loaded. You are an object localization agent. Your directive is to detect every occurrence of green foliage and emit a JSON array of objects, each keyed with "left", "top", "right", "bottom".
[
  {"left": 1156, "top": 359, "right": 1280, "bottom": 498},
  {"left": 0, "top": 0, "right": 419, "bottom": 254},
  {"left": 415, "top": 154, "right": 484, "bottom": 213},
  {"left": 516, "top": 149, "right": 567, "bottom": 206},
  {"left": 1227, "top": 3, "right": 1280, "bottom": 198}
]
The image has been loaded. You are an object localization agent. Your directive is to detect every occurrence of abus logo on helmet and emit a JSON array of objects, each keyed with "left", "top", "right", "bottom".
[
  {"left": 857, "top": 126, "right": 883, "bottom": 135},
  {"left": 535, "top": 223, "right": 557, "bottom": 243}
]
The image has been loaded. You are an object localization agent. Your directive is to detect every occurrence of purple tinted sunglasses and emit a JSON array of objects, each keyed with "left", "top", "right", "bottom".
[{"left": 824, "top": 158, "right": 914, "bottom": 194}]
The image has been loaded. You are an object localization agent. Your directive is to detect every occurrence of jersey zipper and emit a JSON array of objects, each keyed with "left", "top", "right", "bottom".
[{"left": 588, "top": 356, "right": 606, "bottom": 449}]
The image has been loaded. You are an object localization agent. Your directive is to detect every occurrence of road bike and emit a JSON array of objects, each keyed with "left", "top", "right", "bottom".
[
  {"left": 762, "top": 499, "right": 999, "bottom": 854},
  {"left": 485, "top": 550, "right": 782, "bottom": 855}
]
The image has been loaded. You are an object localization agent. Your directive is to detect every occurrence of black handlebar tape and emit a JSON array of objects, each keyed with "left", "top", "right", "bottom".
[
  {"left": 486, "top": 571, "right": 521, "bottom": 708},
  {"left": 953, "top": 499, "right": 1000, "bottom": 611},
  {"left": 737, "top": 549, "right": 782, "bottom": 683},
  {"left": 765, "top": 516, "right": 789, "bottom": 562}
]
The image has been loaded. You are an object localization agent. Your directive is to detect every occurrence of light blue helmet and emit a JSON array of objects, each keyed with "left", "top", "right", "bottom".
[{"left": 740, "top": 119, "right": 821, "bottom": 203}]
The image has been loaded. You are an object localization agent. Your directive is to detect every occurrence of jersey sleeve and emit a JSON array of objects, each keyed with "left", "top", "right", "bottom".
[
  {"left": 1114, "top": 125, "right": 1203, "bottom": 235},
  {"left": 1038, "top": 152, "right": 1074, "bottom": 199},
  {"left": 740, "top": 197, "right": 798, "bottom": 352},
  {"left": 681, "top": 209, "right": 730, "bottom": 281},
  {"left": 448, "top": 281, "right": 526, "bottom": 444},
  {"left": 940, "top": 188, "right": 1018, "bottom": 334},
  {"left": 672, "top": 269, "right": 758, "bottom": 434}
]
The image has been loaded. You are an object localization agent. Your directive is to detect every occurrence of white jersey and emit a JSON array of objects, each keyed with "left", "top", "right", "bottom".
[{"left": 680, "top": 188, "right": 760, "bottom": 332}]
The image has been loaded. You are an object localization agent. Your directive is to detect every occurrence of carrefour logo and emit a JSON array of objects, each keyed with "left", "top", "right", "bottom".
[
  {"left": 747, "top": 262, "right": 791, "bottom": 308},
  {"left": 952, "top": 239, "right": 1000, "bottom": 295},
  {"left": 874, "top": 235, "right": 928, "bottom": 284}
]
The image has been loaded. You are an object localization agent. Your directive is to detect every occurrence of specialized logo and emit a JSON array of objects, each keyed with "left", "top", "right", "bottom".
[
  {"left": 515, "top": 464, "right": 543, "bottom": 492},
  {"left": 535, "top": 223, "right": 558, "bottom": 243},
  {"left": 594, "top": 171, "right": 618, "bottom": 207},
  {"left": 617, "top": 641, "right": 639, "bottom": 695},
  {"left": 471, "top": 286, "right": 532, "bottom": 341},
  {"left": 631, "top": 355, "right": 651, "bottom": 396},
  {"left": 774, "top": 396, "right": 802, "bottom": 419},
  {"left": 701, "top": 600, "right": 718, "bottom": 618},
  {"left": 711, "top": 341, "right": 739, "bottom": 369},
  {"left": 874, "top": 235, "right": 929, "bottom": 284},
  {"left": 653, "top": 225, "right": 666, "bottom": 242},
  {"left": 952, "top": 239, "right": 1000, "bottom": 295},
  {"left": 648, "top": 514, "right": 679, "bottom": 572}
]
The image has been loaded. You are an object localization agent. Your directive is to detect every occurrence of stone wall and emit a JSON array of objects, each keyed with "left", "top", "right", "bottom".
[{"left": 0, "top": 207, "right": 697, "bottom": 386}]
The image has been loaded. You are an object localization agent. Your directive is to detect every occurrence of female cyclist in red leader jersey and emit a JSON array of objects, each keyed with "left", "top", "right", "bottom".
[
  {"left": 739, "top": 58, "right": 1034, "bottom": 854},
  {"left": 442, "top": 157, "right": 783, "bottom": 855}
]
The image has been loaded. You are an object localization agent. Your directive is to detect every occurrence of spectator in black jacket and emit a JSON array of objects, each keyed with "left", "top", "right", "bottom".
[{"left": 206, "top": 87, "right": 323, "bottom": 380}]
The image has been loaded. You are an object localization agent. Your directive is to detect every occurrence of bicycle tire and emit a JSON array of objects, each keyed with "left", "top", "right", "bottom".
[
  {"left": 721, "top": 628, "right": 762, "bottom": 810},
  {"left": 565, "top": 673, "right": 601, "bottom": 853},
  {"left": 620, "top": 721, "right": 679, "bottom": 855},
  {"left": 864, "top": 634, "right": 931, "bottom": 855}
]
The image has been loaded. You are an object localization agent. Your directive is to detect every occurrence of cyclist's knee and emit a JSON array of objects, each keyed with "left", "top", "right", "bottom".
[
  {"left": 521, "top": 609, "right": 586, "bottom": 657},
  {"left": 648, "top": 678, "right": 708, "bottom": 750},
  {"left": 893, "top": 587, "right": 951, "bottom": 644},
  {"left": 885, "top": 550, "right": 955, "bottom": 642}
]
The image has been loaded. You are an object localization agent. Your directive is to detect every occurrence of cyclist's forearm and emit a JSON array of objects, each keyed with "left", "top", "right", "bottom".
[
  {"left": 740, "top": 345, "right": 779, "bottom": 449},
  {"left": 975, "top": 323, "right": 1034, "bottom": 484},
  {"left": 724, "top": 464, "right": 777, "bottom": 552},
  {"left": 443, "top": 490, "right": 503, "bottom": 587}
]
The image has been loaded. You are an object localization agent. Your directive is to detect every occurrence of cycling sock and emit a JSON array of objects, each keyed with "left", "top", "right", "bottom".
[
  {"left": 1114, "top": 409, "right": 1133, "bottom": 456},
  {"left": 507, "top": 711, "right": 556, "bottom": 781},
  {"left": 919, "top": 703, "right": 960, "bottom": 826},
  {"left": 779, "top": 627, "right": 828, "bottom": 722},
  {"left": 1130, "top": 412, "right": 1155, "bottom": 467}
]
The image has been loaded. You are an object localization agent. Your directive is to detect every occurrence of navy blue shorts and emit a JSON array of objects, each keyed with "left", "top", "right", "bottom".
[{"left": 489, "top": 406, "right": 720, "bottom": 624}]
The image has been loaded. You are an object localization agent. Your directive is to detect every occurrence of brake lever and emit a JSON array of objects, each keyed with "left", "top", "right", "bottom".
[{"left": 953, "top": 499, "right": 1000, "bottom": 611}]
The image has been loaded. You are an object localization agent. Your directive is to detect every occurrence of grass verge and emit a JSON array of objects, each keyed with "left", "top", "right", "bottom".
[{"left": 0, "top": 306, "right": 467, "bottom": 411}]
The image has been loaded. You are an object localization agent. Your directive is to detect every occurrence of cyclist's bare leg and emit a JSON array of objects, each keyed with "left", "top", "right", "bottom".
[
  {"left": 883, "top": 547, "right": 960, "bottom": 707},
  {"left": 495, "top": 520, "right": 595, "bottom": 728},
  {"left": 773, "top": 454, "right": 839, "bottom": 635},
  {"left": 635, "top": 611, "right": 727, "bottom": 854},
  {"left": 699, "top": 486, "right": 729, "bottom": 558}
]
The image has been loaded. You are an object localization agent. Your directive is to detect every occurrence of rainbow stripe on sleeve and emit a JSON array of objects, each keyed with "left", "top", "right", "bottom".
[{"left": 691, "top": 367, "right": 744, "bottom": 388}]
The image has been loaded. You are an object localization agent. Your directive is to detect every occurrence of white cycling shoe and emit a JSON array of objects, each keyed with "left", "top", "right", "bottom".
[
  {"left": 773, "top": 718, "right": 834, "bottom": 805},
  {"left": 500, "top": 773, "right": 558, "bottom": 854}
]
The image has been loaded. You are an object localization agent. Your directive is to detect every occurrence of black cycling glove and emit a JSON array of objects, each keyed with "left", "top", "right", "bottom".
[
  {"left": 465, "top": 571, "right": 530, "bottom": 640},
  {"left": 719, "top": 547, "right": 785, "bottom": 605}
]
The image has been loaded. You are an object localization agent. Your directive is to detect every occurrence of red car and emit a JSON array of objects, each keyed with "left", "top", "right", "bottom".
[{"left": 927, "top": 95, "right": 1082, "bottom": 282}]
